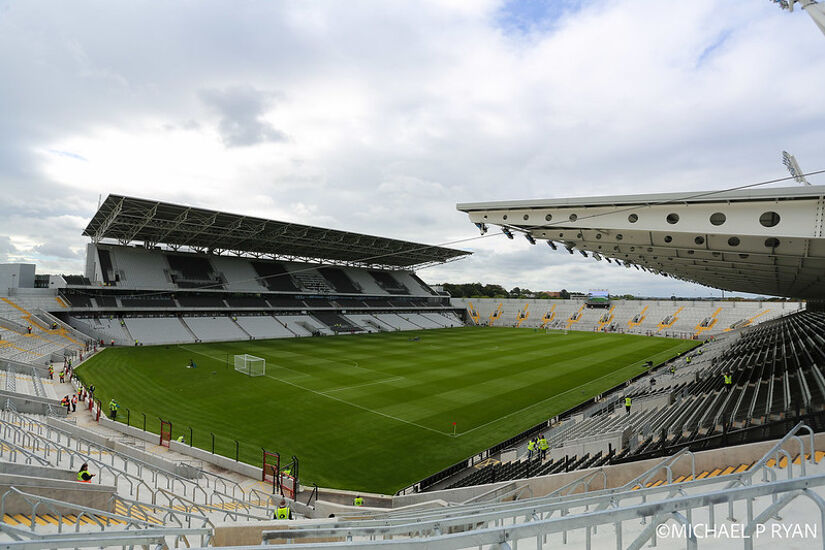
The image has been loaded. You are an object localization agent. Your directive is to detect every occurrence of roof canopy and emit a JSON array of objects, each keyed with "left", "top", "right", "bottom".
[
  {"left": 458, "top": 185, "right": 825, "bottom": 299},
  {"left": 84, "top": 195, "right": 469, "bottom": 269}
]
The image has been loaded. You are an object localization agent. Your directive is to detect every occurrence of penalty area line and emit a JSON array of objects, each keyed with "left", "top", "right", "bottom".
[
  {"left": 263, "top": 372, "right": 452, "bottom": 437},
  {"left": 321, "top": 376, "right": 406, "bottom": 394},
  {"left": 179, "top": 345, "right": 449, "bottom": 436}
]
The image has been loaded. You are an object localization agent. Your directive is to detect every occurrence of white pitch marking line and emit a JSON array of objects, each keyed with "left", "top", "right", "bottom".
[
  {"left": 179, "top": 345, "right": 449, "bottom": 436},
  {"left": 262, "top": 372, "right": 451, "bottom": 437},
  {"left": 322, "top": 376, "right": 405, "bottom": 394}
]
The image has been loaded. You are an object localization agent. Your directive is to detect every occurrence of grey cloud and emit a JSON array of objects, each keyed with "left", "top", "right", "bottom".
[
  {"left": 33, "top": 242, "right": 82, "bottom": 260},
  {"left": 199, "top": 86, "right": 287, "bottom": 147},
  {"left": 0, "top": 236, "right": 18, "bottom": 262}
]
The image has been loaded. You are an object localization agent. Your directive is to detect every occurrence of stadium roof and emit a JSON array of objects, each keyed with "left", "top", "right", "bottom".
[
  {"left": 458, "top": 185, "right": 825, "bottom": 300},
  {"left": 84, "top": 195, "right": 470, "bottom": 269}
]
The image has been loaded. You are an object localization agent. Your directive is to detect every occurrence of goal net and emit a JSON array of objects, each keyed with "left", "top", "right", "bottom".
[{"left": 234, "top": 354, "right": 266, "bottom": 377}]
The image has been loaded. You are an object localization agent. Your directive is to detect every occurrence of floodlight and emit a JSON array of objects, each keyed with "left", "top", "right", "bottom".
[
  {"left": 474, "top": 222, "right": 488, "bottom": 235},
  {"left": 525, "top": 233, "right": 536, "bottom": 245},
  {"left": 782, "top": 151, "right": 810, "bottom": 185},
  {"left": 502, "top": 227, "right": 514, "bottom": 239},
  {"left": 566, "top": 245, "right": 575, "bottom": 254},
  {"left": 579, "top": 250, "right": 588, "bottom": 258},
  {"left": 547, "top": 240, "right": 558, "bottom": 250}
]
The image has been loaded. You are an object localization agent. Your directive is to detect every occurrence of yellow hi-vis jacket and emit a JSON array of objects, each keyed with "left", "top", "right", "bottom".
[
  {"left": 354, "top": 497, "right": 364, "bottom": 506},
  {"left": 625, "top": 397, "right": 632, "bottom": 407},
  {"left": 537, "top": 438, "right": 549, "bottom": 450},
  {"left": 724, "top": 374, "right": 732, "bottom": 384},
  {"left": 275, "top": 506, "right": 291, "bottom": 519},
  {"left": 527, "top": 440, "right": 536, "bottom": 451}
]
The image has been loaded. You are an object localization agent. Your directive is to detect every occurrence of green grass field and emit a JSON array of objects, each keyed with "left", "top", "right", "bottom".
[{"left": 76, "top": 327, "right": 698, "bottom": 493}]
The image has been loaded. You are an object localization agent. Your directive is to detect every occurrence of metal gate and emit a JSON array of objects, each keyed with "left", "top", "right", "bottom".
[{"left": 160, "top": 419, "right": 172, "bottom": 447}]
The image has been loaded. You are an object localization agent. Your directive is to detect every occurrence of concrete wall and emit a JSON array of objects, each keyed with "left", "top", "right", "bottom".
[
  {"left": 75, "top": 414, "right": 263, "bottom": 480},
  {"left": 0, "top": 472, "right": 115, "bottom": 514},
  {"left": 0, "top": 460, "right": 77, "bottom": 481},
  {"left": 214, "top": 518, "right": 341, "bottom": 547},
  {"left": 45, "top": 417, "right": 192, "bottom": 479},
  {"left": 0, "top": 390, "right": 65, "bottom": 416},
  {"left": 0, "top": 264, "right": 35, "bottom": 290}
]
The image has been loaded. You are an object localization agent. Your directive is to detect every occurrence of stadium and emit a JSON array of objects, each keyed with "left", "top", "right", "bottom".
[{"left": 2, "top": 2, "right": 825, "bottom": 550}]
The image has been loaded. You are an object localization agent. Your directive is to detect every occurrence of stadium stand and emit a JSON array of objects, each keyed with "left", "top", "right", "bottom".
[{"left": 455, "top": 297, "right": 801, "bottom": 337}]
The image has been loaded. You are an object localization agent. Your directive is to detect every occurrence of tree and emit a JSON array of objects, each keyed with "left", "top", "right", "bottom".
[{"left": 559, "top": 289, "right": 570, "bottom": 299}]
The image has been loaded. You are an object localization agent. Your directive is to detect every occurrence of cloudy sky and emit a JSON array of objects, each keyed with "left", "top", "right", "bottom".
[{"left": 1, "top": 0, "right": 824, "bottom": 297}]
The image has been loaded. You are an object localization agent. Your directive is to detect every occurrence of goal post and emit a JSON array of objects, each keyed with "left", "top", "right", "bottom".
[{"left": 234, "top": 354, "right": 266, "bottom": 377}]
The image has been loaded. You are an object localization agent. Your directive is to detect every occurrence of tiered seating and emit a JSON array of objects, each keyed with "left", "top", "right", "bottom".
[
  {"left": 104, "top": 246, "right": 173, "bottom": 289},
  {"left": 251, "top": 261, "right": 299, "bottom": 291},
  {"left": 235, "top": 315, "right": 295, "bottom": 339},
  {"left": 184, "top": 316, "right": 247, "bottom": 342},
  {"left": 369, "top": 271, "right": 410, "bottom": 295},
  {"left": 126, "top": 317, "right": 193, "bottom": 345},
  {"left": 311, "top": 311, "right": 363, "bottom": 333},
  {"left": 318, "top": 267, "right": 361, "bottom": 293},
  {"left": 274, "top": 314, "right": 331, "bottom": 336},
  {"left": 165, "top": 254, "right": 223, "bottom": 289}
]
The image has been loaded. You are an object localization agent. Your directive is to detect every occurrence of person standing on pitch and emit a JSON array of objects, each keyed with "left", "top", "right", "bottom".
[{"left": 625, "top": 396, "right": 632, "bottom": 414}]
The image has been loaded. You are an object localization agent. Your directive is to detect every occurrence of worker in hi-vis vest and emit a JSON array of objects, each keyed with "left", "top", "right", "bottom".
[
  {"left": 537, "top": 435, "right": 549, "bottom": 460},
  {"left": 527, "top": 438, "right": 536, "bottom": 459},
  {"left": 354, "top": 495, "right": 364, "bottom": 506},
  {"left": 275, "top": 499, "right": 292, "bottom": 519},
  {"left": 625, "top": 396, "right": 632, "bottom": 414},
  {"left": 77, "top": 463, "right": 95, "bottom": 483},
  {"left": 724, "top": 373, "right": 732, "bottom": 389},
  {"left": 176, "top": 435, "right": 184, "bottom": 443}
]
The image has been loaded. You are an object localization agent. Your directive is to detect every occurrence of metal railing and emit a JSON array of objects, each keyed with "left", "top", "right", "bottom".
[
  {"left": 267, "top": 422, "right": 821, "bottom": 545},
  {"left": 259, "top": 475, "right": 825, "bottom": 550}
]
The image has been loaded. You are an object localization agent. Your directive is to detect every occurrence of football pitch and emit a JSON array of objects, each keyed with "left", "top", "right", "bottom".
[{"left": 76, "top": 327, "right": 699, "bottom": 493}]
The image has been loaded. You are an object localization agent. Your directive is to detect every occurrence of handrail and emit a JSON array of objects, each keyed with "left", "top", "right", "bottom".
[
  {"left": 288, "top": 422, "right": 816, "bottom": 530},
  {"left": 112, "top": 493, "right": 214, "bottom": 531},
  {"left": 45, "top": 410, "right": 246, "bottom": 499},
  {"left": 1, "top": 486, "right": 155, "bottom": 533},
  {"left": 260, "top": 474, "right": 825, "bottom": 548},
  {"left": 0, "top": 417, "right": 155, "bottom": 501},
  {"left": 11, "top": 409, "right": 238, "bottom": 504}
]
